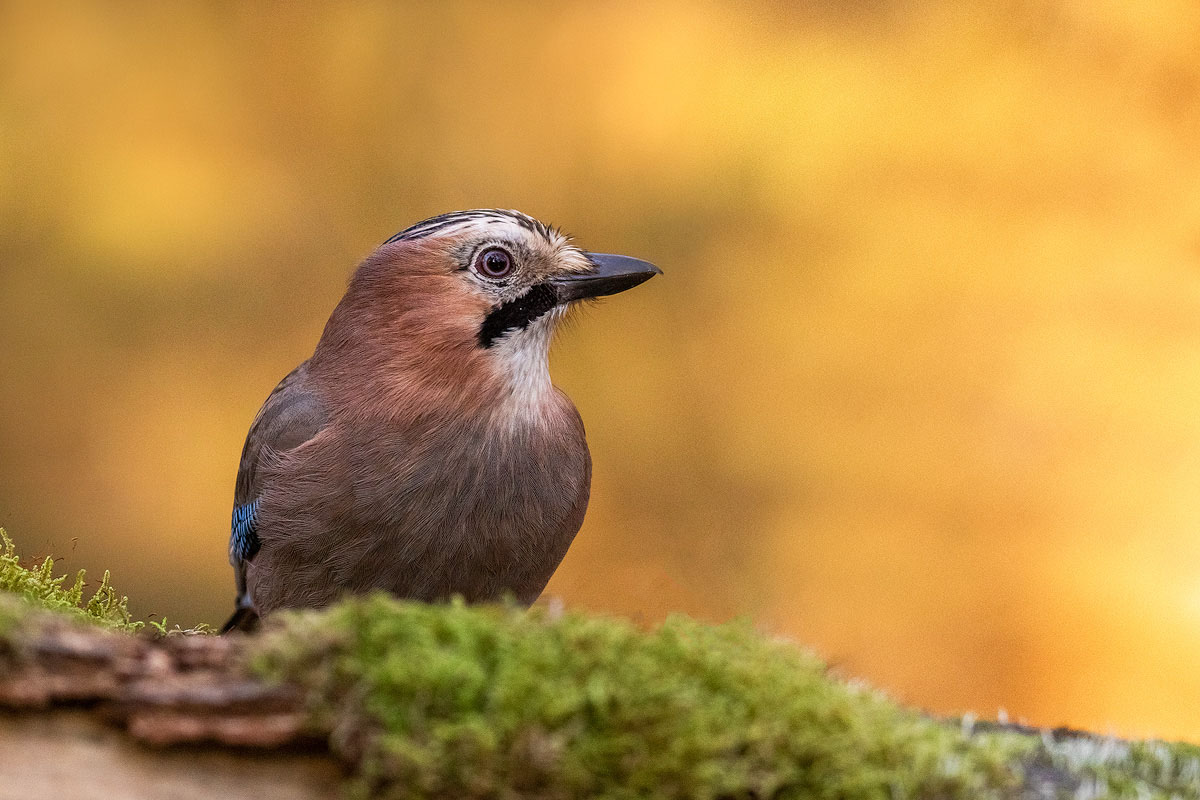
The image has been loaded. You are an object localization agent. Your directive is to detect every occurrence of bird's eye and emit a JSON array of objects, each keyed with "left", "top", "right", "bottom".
[{"left": 474, "top": 247, "right": 514, "bottom": 279}]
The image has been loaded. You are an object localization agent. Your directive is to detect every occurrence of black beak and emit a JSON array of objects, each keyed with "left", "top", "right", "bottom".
[{"left": 552, "top": 252, "right": 662, "bottom": 302}]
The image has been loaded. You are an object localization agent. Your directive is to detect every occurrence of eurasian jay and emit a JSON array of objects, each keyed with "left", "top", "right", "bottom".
[{"left": 221, "top": 210, "right": 660, "bottom": 632}]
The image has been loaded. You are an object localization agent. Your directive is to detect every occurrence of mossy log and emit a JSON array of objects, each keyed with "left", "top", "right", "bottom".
[{"left": 2, "top": 596, "right": 1199, "bottom": 799}]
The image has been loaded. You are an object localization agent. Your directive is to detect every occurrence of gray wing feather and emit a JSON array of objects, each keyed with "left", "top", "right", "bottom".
[{"left": 230, "top": 361, "right": 327, "bottom": 602}]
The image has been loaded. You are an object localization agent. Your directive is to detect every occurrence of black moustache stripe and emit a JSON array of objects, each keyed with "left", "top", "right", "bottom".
[{"left": 478, "top": 283, "right": 560, "bottom": 348}]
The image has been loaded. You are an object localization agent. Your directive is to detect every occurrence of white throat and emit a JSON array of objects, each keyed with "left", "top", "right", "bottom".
[{"left": 490, "top": 310, "right": 561, "bottom": 425}]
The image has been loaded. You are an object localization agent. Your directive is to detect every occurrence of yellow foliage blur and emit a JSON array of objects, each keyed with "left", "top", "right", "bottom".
[{"left": 3, "top": 1, "right": 1200, "bottom": 740}]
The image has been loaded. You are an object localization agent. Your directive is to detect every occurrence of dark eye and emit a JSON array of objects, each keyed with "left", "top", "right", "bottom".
[{"left": 475, "top": 247, "right": 514, "bottom": 279}]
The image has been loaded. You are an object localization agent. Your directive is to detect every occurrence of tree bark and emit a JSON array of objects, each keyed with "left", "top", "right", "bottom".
[{"left": 0, "top": 614, "right": 343, "bottom": 798}]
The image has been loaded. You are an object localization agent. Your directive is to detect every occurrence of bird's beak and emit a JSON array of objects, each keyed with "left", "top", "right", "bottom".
[{"left": 552, "top": 253, "right": 662, "bottom": 302}]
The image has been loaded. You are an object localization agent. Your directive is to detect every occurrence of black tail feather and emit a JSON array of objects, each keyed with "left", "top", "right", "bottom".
[{"left": 219, "top": 603, "right": 261, "bottom": 634}]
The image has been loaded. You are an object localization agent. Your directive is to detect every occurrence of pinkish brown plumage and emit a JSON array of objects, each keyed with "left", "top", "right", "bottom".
[{"left": 222, "top": 210, "right": 660, "bottom": 631}]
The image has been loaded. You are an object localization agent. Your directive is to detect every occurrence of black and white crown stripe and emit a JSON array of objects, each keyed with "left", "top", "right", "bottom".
[{"left": 384, "top": 209, "right": 560, "bottom": 245}]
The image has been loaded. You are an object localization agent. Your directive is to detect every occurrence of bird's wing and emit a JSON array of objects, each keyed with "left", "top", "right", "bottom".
[{"left": 228, "top": 361, "right": 328, "bottom": 615}]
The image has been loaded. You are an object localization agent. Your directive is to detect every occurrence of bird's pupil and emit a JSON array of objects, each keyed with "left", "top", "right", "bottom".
[{"left": 485, "top": 251, "right": 509, "bottom": 275}]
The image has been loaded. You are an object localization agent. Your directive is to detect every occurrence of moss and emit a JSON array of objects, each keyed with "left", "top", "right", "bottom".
[
  {"left": 2, "top": 529, "right": 1199, "bottom": 798},
  {"left": 0, "top": 528, "right": 140, "bottom": 632},
  {"left": 250, "top": 594, "right": 1033, "bottom": 800}
]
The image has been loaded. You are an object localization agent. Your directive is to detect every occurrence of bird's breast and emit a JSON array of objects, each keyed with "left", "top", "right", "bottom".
[{"left": 329, "top": 398, "right": 591, "bottom": 602}]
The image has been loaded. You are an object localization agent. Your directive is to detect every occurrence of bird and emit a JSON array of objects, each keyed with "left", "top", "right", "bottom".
[{"left": 221, "top": 209, "right": 660, "bottom": 632}]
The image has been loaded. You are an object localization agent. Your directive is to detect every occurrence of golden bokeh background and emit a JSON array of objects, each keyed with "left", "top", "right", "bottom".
[{"left": 4, "top": 1, "right": 1200, "bottom": 740}]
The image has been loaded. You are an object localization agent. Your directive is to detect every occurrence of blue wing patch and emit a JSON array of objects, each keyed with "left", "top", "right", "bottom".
[{"left": 230, "top": 499, "right": 261, "bottom": 564}]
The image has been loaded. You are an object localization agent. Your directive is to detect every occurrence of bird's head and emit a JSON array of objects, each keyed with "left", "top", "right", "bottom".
[{"left": 314, "top": 209, "right": 661, "bottom": 418}]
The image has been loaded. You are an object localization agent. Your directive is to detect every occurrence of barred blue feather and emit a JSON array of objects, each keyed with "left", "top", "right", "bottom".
[{"left": 230, "top": 499, "right": 260, "bottom": 563}]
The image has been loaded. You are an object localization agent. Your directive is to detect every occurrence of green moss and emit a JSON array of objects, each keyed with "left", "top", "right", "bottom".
[
  {"left": 0, "top": 528, "right": 140, "bottom": 632},
  {"left": 2, "top": 528, "right": 1199, "bottom": 798},
  {"left": 250, "top": 594, "right": 1033, "bottom": 800}
]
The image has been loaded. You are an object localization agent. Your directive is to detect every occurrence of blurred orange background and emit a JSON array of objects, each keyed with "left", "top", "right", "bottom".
[{"left": 4, "top": 1, "right": 1200, "bottom": 741}]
